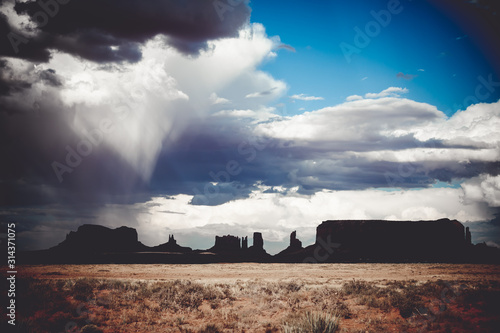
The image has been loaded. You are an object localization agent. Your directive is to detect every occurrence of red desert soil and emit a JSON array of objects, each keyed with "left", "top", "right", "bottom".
[
  {"left": 19, "top": 263, "right": 500, "bottom": 285},
  {"left": 7, "top": 264, "right": 500, "bottom": 332}
]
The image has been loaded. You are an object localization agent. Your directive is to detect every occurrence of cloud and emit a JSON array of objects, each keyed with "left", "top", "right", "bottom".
[
  {"left": 364, "top": 87, "right": 409, "bottom": 99},
  {"left": 246, "top": 87, "right": 280, "bottom": 98},
  {"left": 0, "top": 0, "right": 251, "bottom": 62},
  {"left": 212, "top": 107, "right": 277, "bottom": 122},
  {"left": 0, "top": 23, "right": 285, "bottom": 208},
  {"left": 289, "top": 94, "right": 324, "bottom": 101},
  {"left": 131, "top": 186, "right": 492, "bottom": 253},
  {"left": 396, "top": 72, "right": 417, "bottom": 80},
  {"left": 257, "top": 92, "right": 441, "bottom": 143},
  {"left": 2, "top": 1, "right": 500, "bottom": 253},
  {"left": 462, "top": 174, "right": 500, "bottom": 207},
  {"left": 346, "top": 94, "right": 363, "bottom": 101},
  {"left": 277, "top": 43, "right": 296, "bottom": 52},
  {"left": 398, "top": 100, "right": 500, "bottom": 148},
  {"left": 209, "top": 92, "right": 230, "bottom": 105},
  {"left": 270, "top": 35, "right": 295, "bottom": 53},
  {"left": 15, "top": 185, "right": 496, "bottom": 253},
  {"left": 249, "top": 94, "right": 499, "bottom": 196}
]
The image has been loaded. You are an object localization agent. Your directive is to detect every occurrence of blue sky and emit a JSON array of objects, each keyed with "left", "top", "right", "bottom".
[
  {"left": 1, "top": 0, "right": 500, "bottom": 253},
  {"left": 251, "top": 0, "right": 499, "bottom": 115}
]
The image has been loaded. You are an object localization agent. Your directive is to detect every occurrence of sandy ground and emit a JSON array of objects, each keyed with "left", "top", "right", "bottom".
[
  {"left": 8, "top": 263, "right": 500, "bottom": 332},
  {"left": 18, "top": 263, "right": 500, "bottom": 286}
]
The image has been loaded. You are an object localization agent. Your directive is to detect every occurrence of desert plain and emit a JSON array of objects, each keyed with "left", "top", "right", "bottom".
[{"left": 4, "top": 263, "right": 500, "bottom": 332}]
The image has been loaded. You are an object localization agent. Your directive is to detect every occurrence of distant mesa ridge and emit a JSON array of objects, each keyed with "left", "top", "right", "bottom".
[
  {"left": 312, "top": 219, "right": 471, "bottom": 262},
  {"left": 55, "top": 224, "right": 148, "bottom": 253},
  {"left": 21, "top": 218, "right": 499, "bottom": 264},
  {"left": 207, "top": 232, "right": 269, "bottom": 257},
  {"left": 209, "top": 235, "right": 242, "bottom": 253}
]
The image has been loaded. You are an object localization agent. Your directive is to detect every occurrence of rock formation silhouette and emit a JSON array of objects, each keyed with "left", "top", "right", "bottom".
[
  {"left": 205, "top": 232, "right": 270, "bottom": 259},
  {"left": 276, "top": 230, "right": 304, "bottom": 257},
  {"left": 250, "top": 232, "right": 263, "bottom": 250},
  {"left": 311, "top": 219, "right": 470, "bottom": 262},
  {"left": 53, "top": 224, "right": 148, "bottom": 253},
  {"left": 208, "top": 235, "right": 242, "bottom": 253},
  {"left": 152, "top": 234, "right": 192, "bottom": 253},
  {"left": 18, "top": 219, "right": 500, "bottom": 264},
  {"left": 246, "top": 232, "right": 270, "bottom": 257},
  {"left": 466, "top": 227, "right": 472, "bottom": 246}
]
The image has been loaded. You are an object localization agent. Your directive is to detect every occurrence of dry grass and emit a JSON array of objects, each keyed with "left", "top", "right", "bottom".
[
  {"left": 2, "top": 267, "right": 500, "bottom": 332},
  {"left": 283, "top": 311, "right": 340, "bottom": 333}
]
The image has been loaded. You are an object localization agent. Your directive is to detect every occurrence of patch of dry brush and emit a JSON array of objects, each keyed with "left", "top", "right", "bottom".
[{"left": 3, "top": 277, "right": 500, "bottom": 332}]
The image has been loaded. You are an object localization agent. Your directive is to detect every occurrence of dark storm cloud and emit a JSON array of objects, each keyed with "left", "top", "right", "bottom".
[
  {"left": 139, "top": 98, "right": 500, "bottom": 206},
  {"left": 39, "top": 68, "right": 62, "bottom": 86},
  {"left": 0, "top": 0, "right": 251, "bottom": 209},
  {"left": 0, "top": 59, "right": 31, "bottom": 98},
  {"left": 1, "top": 0, "right": 250, "bottom": 62},
  {"left": 0, "top": 10, "right": 52, "bottom": 62},
  {"left": 145, "top": 117, "right": 445, "bottom": 205},
  {"left": 0, "top": 91, "right": 150, "bottom": 208}
]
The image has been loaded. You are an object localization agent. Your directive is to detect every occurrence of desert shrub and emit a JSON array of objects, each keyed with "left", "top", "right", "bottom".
[
  {"left": 388, "top": 288, "right": 424, "bottom": 318},
  {"left": 458, "top": 287, "right": 500, "bottom": 314},
  {"left": 264, "top": 322, "right": 281, "bottom": 333},
  {"left": 54, "top": 279, "right": 66, "bottom": 291},
  {"left": 81, "top": 324, "right": 103, "bottom": 333},
  {"left": 333, "top": 299, "right": 352, "bottom": 319},
  {"left": 153, "top": 280, "right": 230, "bottom": 311},
  {"left": 71, "top": 278, "right": 98, "bottom": 301},
  {"left": 341, "top": 280, "right": 378, "bottom": 297},
  {"left": 98, "top": 279, "right": 126, "bottom": 291},
  {"left": 283, "top": 311, "right": 340, "bottom": 333},
  {"left": 138, "top": 282, "right": 153, "bottom": 298},
  {"left": 47, "top": 311, "right": 74, "bottom": 328},
  {"left": 341, "top": 279, "right": 430, "bottom": 317},
  {"left": 385, "top": 279, "right": 417, "bottom": 290},
  {"left": 10, "top": 278, "right": 99, "bottom": 333},
  {"left": 358, "top": 294, "right": 391, "bottom": 312},
  {"left": 280, "top": 281, "right": 303, "bottom": 293},
  {"left": 199, "top": 324, "right": 221, "bottom": 333},
  {"left": 414, "top": 280, "right": 451, "bottom": 299}
]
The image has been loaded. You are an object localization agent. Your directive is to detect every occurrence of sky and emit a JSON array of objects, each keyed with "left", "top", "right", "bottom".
[{"left": 1, "top": 0, "right": 500, "bottom": 254}]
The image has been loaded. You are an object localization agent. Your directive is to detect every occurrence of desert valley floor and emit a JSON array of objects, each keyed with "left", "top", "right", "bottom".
[
  {"left": 5, "top": 263, "right": 500, "bottom": 332},
  {"left": 17, "top": 263, "right": 500, "bottom": 285}
]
